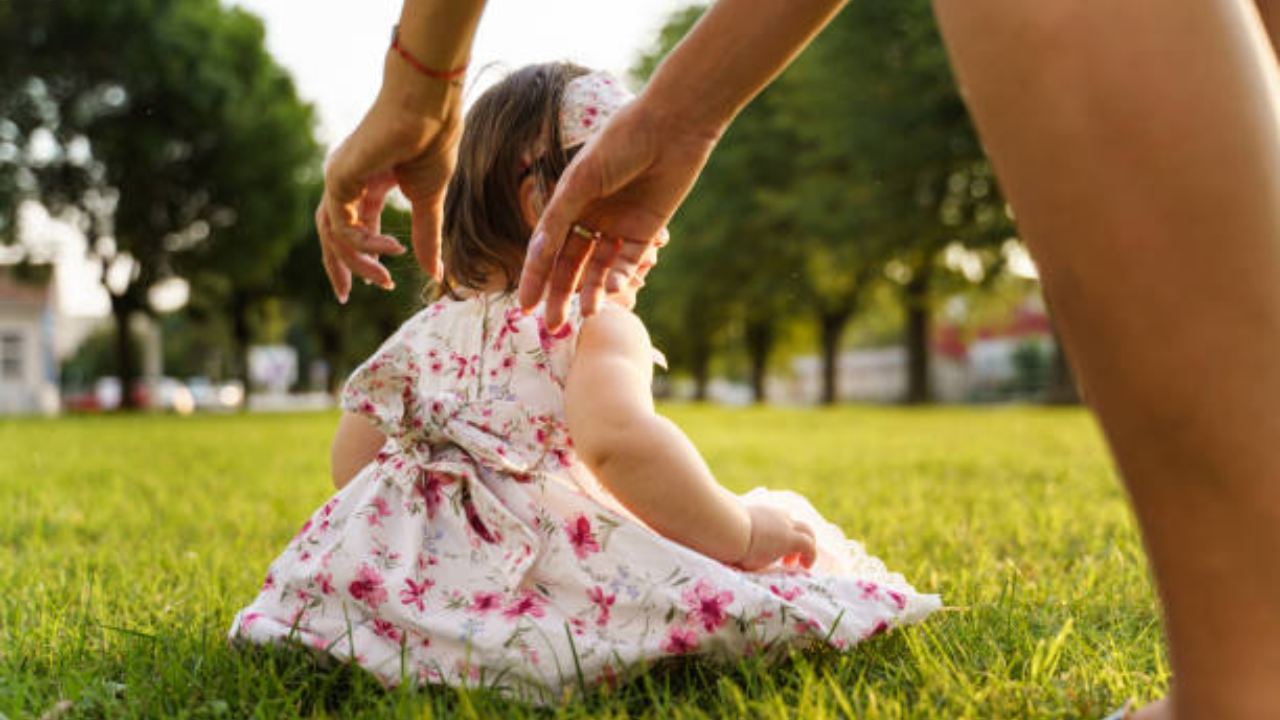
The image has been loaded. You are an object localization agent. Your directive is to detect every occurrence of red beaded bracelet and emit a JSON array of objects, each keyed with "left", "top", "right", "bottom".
[{"left": 390, "top": 24, "right": 468, "bottom": 83}]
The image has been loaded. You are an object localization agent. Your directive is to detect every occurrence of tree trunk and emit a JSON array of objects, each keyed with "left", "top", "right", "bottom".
[
  {"left": 691, "top": 335, "right": 711, "bottom": 402},
  {"left": 744, "top": 318, "right": 773, "bottom": 404},
  {"left": 903, "top": 265, "right": 933, "bottom": 404},
  {"left": 818, "top": 309, "right": 851, "bottom": 405},
  {"left": 231, "top": 290, "right": 253, "bottom": 411},
  {"left": 110, "top": 295, "right": 139, "bottom": 410},
  {"left": 319, "top": 323, "right": 344, "bottom": 394},
  {"left": 1045, "top": 330, "right": 1081, "bottom": 404}
]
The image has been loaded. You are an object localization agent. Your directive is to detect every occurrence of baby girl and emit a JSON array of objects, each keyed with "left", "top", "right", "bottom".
[{"left": 231, "top": 62, "right": 938, "bottom": 702}]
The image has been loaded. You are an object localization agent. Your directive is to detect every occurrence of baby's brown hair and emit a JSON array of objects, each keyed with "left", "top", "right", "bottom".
[{"left": 441, "top": 62, "right": 591, "bottom": 298}]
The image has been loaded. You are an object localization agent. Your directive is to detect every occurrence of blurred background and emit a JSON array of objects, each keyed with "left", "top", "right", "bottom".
[{"left": 0, "top": 0, "right": 1077, "bottom": 417}]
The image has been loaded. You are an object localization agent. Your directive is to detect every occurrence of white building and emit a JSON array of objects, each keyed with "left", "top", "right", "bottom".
[{"left": 0, "top": 269, "right": 60, "bottom": 415}]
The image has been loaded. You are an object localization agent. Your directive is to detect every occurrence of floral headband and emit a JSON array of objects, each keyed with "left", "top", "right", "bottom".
[
  {"left": 523, "top": 70, "right": 635, "bottom": 170},
  {"left": 559, "top": 70, "right": 634, "bottom": 148}
]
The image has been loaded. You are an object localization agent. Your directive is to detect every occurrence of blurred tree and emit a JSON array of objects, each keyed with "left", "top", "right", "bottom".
[
  {"left": 635, "top": 6, "right": 805, "bottom": 404},
  {"left": 277, "top": 201, "right": 428, "bottom": 393},
  {"left": 0, "top": 0, "right": 319, "bottom": 407},
  {"left": 799, "top": 0, "right": 1012, "bottom": 403}
]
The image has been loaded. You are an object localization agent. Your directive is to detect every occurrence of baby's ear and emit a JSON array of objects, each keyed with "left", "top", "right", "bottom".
[{"left": 518, "top": 175, "right": 545, "bottom": 229}]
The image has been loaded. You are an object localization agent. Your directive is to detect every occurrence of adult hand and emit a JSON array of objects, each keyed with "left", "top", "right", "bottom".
[
  {"left": 318, "top": 69, "right": 462, "bottom": 303},
  {"left": 517, "top": 98, "right": 720, "bottom": 328}
]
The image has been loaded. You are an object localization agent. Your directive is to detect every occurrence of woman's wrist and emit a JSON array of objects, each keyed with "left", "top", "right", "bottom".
[
  {"left": 636, "top": 74, "right": 730, "bottom": 146},
  {"left": 378, "top": 49, "right": 463, "bottom": 122}
]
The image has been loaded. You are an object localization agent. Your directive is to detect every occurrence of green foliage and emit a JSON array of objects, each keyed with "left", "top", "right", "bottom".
[
  {"left": 0, "top": 0, "right": 321, "bottom": 394},
  {"left": 634, "top": 1, "right": 1019, "bottom": 402},
  {"left": 0, "top": 408, "right": 1164, "bottom": 717}
]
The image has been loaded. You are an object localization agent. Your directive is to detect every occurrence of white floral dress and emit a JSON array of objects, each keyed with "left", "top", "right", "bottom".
[{"left": 229, "top": 292, "right": 940, "bottom": 702}]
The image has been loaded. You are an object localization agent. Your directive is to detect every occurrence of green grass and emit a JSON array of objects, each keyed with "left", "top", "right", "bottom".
[{"left": 0, "top": 406, "right": 1166, "bottom": 719}]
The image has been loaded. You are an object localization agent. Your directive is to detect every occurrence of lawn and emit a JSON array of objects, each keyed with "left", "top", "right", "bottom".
[{"left": 0, "top": 406, "right": 1165, "bottom": 719}]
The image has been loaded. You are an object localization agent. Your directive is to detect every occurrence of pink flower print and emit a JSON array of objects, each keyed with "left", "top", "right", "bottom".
[
  {"left": 413, "top": 471, "right": 448, "bottom": 519},
  {"left": 400, "top": 578, "right": 434, "bottom": 612},
  {"left": 366, "top": 496, "right": 392, "bottom": 527},
  {"left": 794, "top": 618, "right": 821, "bottom": 634},
  {"left": 462, "top": 496, "right": 498, "bottom": 544},
  {"left": 564, "top": 514, "right": 601, "bottom": 560},
  {"left": 240, "top": 612, "right": 263, "bottom": 630},
  {"left": 864, "top": 619, "right": 890, "bottom": 639},
  {"left": 262, "top": 572, "right": 275, "bottom": 592},
  {"left": 468, "top": 591, "right": 504, "bottom": 615},
  {"left": 552, "top": 448, "right": 573, "bottom": 468},
  {"left": 492, "top": 308, "right": 523, "bottom": 351},
  {"left": 569, "top": 616, "right": 587, "bottom": 636},
  {"left": 348, "top": 564, "right": 388, "bottom": 609},
  {"left": 587, "top": 586, "right": 616, "bottom": 627},
  {"left": 372, "top": 618, "right": 401, "bottom": 642},
  {"left": 322, "top": 498, "right": 338, "bottom": 517},
  {"left": 856, "top": 580, "right": 880, "bottom": 600},
  {"left": 662, "top": 626, "right": 699, "bottom": 655},
  {"left": 537, "top": 315, "right": 572, "bottom": 352},
  {"left": 502, "top": 356, "right": 515, "bottom": 370},
  {"left": 293, "top": 518, "right": 313, "bottom": 541},
  {"left": 429, "top": 358, "right": 444, "bottom": 374},
  {"left": 502, "top": 590, "right": 547, "bottom": 620},
  {"left": 682, "top": 579, "right": 733, "bottom": 633},
  {"left": 315, "top": 572, "right": 334, "bottom": 595},
  {"left": 886, "top": 589, "right": 907, "bottom": 610},
  {"left": 451, "top": 353, "right": 478, "bottom": 380},
  {"left": 769, "top": 584, "right": 804, "bottom": 602}
]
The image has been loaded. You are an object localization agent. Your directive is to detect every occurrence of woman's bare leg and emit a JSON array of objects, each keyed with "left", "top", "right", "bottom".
[{"left": 930, "top": 2, "right": 1280, "bottom": 719}]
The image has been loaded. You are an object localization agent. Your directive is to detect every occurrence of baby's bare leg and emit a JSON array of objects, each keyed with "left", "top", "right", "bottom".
[{"left": 931, "top": 2, "right": 1280, "bottom": 719}]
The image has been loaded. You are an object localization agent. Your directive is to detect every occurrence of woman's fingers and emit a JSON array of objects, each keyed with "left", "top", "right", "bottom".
[
  {"left": 334, "top": 242, "right": 395, "bottom": 291},
  {"left": 543, "top": 232, "right": 598, "bottom": 330},
  {"left": 520, "top": 143, "right": 604, "bottom": 313},
  {"left": 411, "top": 194, "right": 446, "bottom": 281},
  {"left": 317, "top": 204, "right": 352, "bottom": 304}
]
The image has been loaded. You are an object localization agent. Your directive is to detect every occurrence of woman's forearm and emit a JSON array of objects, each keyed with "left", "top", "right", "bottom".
[
  {"left": 642, "top": 0, "right": 849, "bottom": 138},
  {"left": 396, "top": 0, "right": 487, "bottom": 73},
  {"left": 586, "top": 414, "right": 752, "bottom": 564},
  {"left": 377, "top": 1, "right": 487, "bottom": 117}
]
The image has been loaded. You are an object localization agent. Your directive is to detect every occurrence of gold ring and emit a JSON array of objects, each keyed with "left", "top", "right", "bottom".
[{"left": 570, "top": 223, "right": 600, "bottom": 242}]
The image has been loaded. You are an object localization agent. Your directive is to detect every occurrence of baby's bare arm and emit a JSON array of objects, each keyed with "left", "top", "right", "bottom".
[
  {"left": 331, "top": 412, "right": 385, "bottom": 489},
  {"left": 565, "top": 305, "right": 753, "bottom": 564}
]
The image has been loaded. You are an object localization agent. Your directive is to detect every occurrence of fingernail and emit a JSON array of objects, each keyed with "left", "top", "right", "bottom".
[
  {"left": 528, "top": 231, "right": 545, "bottom": 256},
  {"left": 383, "top": 280, "right": 396, "bottom": 291}
]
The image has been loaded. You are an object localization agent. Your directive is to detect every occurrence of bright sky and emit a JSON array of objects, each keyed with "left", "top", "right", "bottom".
[{"left": 50, "top": 0, "right": 695, "bottom": 316}]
